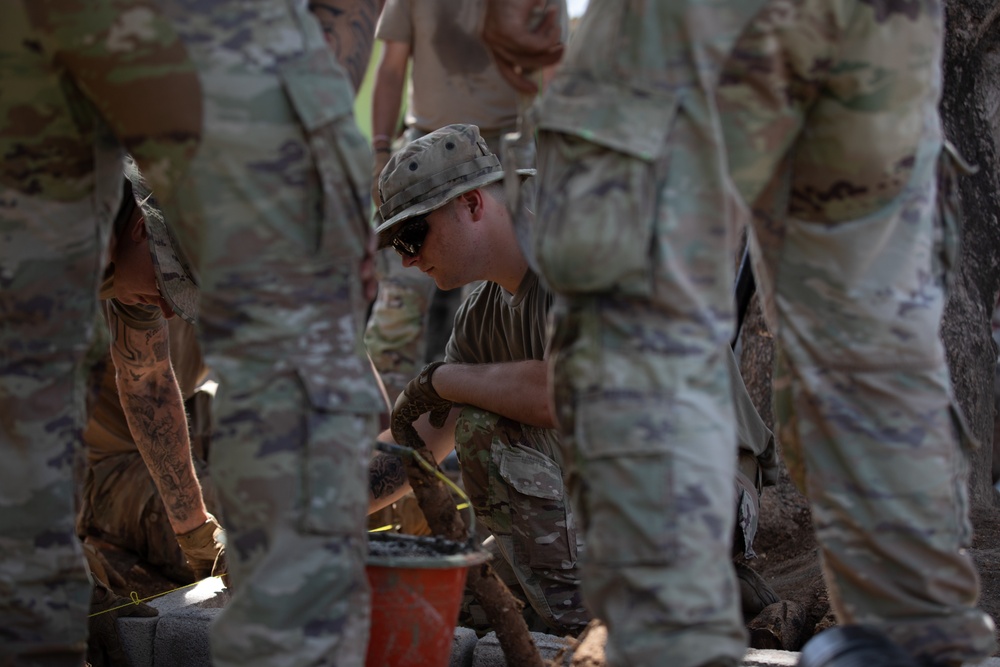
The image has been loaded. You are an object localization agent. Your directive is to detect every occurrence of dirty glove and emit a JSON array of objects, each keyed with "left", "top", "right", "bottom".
[
  {"left": 390, "top": 361, "right": 450, "bottom": 444},
  {"left": 87, "top": 578, "right": 158, "bottom": 667},
  {"left": 176, "top": 513, "right": 227, "bottom": 581}
]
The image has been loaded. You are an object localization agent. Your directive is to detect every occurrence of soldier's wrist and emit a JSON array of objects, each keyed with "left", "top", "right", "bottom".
[{"left": 419, "top": 361, "right": 446, "bottom": 396}]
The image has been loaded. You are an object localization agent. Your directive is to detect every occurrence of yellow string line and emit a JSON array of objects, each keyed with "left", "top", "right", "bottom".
[
  {"left": 88, "top": 576, "right": 224, "bottom": 618},
  {"left": 367, "top": 502, "right": 470, "bottom": 534}
]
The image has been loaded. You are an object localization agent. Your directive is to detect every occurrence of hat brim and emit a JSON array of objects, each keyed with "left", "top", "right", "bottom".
[{"left": 375, "top": 168, "right": 536, "bottom": 249}]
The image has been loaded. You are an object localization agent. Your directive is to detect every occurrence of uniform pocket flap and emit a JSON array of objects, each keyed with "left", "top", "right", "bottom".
[
  {"left": 277, "top": 49, "right": 354, "bottom": 132},
  {"left": 498, "top": 445, "right": 564, "bottom": 501},
  {"left": 536, "top": 76, "right": 677, "bottom": 161}
]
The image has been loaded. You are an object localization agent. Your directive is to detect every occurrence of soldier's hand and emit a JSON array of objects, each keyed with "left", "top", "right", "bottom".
[
  {"left": 175, "top": 513, "right": 227, "bottom": 582},
  {"left": 482, "top": 0, "right": 564, "bottom": 94},
  {"left": 391, "top": 361, "right": 451, "bottom": 444},
  {"left": 87, "top": 579, "right": 158, "bottom": 667}
]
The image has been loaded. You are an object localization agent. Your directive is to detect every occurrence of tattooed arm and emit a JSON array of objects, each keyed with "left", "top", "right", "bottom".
[
  {"left": 109, "top": 308, "right": 209, "bottom": 536},
  {"left": 308, "top": 0, "right": 383, "bottom": 93},
  {"left": 369, "top": 406, "right": 460, "bottom": 512}
]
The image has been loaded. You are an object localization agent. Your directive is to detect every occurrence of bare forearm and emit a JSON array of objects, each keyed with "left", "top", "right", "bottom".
[
  {"left": 368, "top": 408, "right": 460, "bottom": 512},
  {"left": 117, "top": 370, "right": 208, "bottom": 535},
  {"left": 433, "top": 360, "right": 555, "bottom": 429},
  {"left": 109, "top": 315, "right": 207, "bottom": 535},
  {"left": 371, "top": 42, "right": 409, "bottom": 140}
]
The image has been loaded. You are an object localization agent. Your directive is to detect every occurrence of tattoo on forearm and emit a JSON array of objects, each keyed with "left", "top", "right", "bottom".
[
  {"left": 370, "top": 452, "right": 407, "bottom": 500},
  {"left": 110, "top": 313, "right": 203, "bottom": 526}
]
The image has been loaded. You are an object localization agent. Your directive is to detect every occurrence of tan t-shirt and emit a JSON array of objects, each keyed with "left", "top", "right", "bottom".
[
  {"left": 376, "top": 0, "right": 519, "bottom": 134},
  {"left": 444, "top": 271, "right": 551, "bottom": 366},
  {"left": 84, "top": 272, "right": 207, "bottom": 462}
]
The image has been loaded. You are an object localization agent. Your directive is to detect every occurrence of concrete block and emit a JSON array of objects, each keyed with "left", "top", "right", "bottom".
[
  {"left": 472, "top": 631, "right": 574, "bottom": 667},
  {"left": 450, "top": 627, "right": 480, "bottom": 667},
  {"left": 118, "top": 577, "right": 227, "bottom": 667},
  {"left": 152, "top": 606, "right": 219, "bottom": 667},
  {"left": 117, "top": 615, "right": 158, "bottom": 667}
]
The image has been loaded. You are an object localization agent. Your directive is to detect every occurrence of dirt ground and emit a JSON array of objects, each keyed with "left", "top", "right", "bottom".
[{"left": 746, "top": 468, "right": 1000, "bottom": 654}]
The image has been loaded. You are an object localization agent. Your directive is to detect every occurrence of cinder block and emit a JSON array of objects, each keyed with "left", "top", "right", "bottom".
[
  {"left": 117, "top": 615, "right": 158, "bottom": 667},
  {"left": 152, "top": 606, "right": 219, "bottom": 667},
  {"left": 472, "top": 631, "right": 574, "bottom": 667},
  {"left": 449, "top": 626, "right": 480, "bottom": 667},
  {"left": 118, "top": 577, "right": 227, "bottom": 667}
]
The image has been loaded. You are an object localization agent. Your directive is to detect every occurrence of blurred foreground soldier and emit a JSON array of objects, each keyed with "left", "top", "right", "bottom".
[
  {"left": 79, "top": 162, "right": 224, "bottom": 586},
  {"left": 149, "top": 2, "right": 383, "bottom": 665},
  {"left": 372, "top": 125, "right": 780, "bottom": 638},
  {"left": 718, "top": 1, "right": 996, "bottom": 665},
  {"left": 0, "top": 4, "right": 201, "bottom": 664},
  {"left": 482, "top": 1, "right": 997, "bottom": 666}
]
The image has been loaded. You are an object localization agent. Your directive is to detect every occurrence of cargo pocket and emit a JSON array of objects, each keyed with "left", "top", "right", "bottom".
[
  {"left": 278, "top": 48, "right": 372, "bottom": 261},
  {"left": 276, "top": 48, "right": 382, "bottom": 416},
  {"left": 533, "top": 79, "right": 677, "bottom": 297},
  {"left": 498, "top": 444, "right": 577, "bottom": 571}
]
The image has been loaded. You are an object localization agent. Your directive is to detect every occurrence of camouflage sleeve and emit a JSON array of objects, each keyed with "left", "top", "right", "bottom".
[{"left": 24, "top": 0, "right": 202, "bottom": 195}]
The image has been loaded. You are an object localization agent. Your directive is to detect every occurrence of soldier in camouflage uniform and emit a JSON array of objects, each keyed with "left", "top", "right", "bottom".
[
  {"left": 717, "top": 1, "right": 997, "bottom": 664},
  {"left": 372, "top": 125, "right": 780, "bottom": 638},
  {"left": 145, "top": 2, "right": 384, "bottom": 665},
  {"left": 79, "top": 158, "right": 224, "bottom": 587},
  {"left": 482, "top": 1, "right": 997, "bottom": 666},
  {"left": 0, "top": 3, "right": 201, "bottom": 663}
]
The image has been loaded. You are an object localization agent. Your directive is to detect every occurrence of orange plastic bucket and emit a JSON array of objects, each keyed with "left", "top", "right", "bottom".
[{"left": 365, "top": 533, "right": 488, "bottom": 667}]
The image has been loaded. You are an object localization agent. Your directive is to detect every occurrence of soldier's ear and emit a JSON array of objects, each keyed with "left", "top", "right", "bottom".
[{"left": 462, "top": 189, "right": 487, "bottom": 222}]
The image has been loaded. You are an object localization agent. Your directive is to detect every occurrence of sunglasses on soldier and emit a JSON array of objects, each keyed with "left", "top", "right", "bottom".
[{"left": 391, "top": 215, "right": 429, "bottom": 258}]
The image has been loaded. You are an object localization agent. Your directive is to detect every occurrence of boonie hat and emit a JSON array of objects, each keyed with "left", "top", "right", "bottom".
[
  {"left": 375, "top": 124, "right": 528, "bottom": 248},
  {"left": 123, "top": 155, "right": 199, "bottom": 324}
]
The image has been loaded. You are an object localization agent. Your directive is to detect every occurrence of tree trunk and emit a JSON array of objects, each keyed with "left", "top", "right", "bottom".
[{"left": 941, "top": 0, "right": 1000, "bottom": 508}]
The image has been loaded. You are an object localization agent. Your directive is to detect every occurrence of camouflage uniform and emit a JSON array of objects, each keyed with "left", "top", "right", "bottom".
[
  {"left": 149, "top": 3, "right": 383, "bottom": 666},
  {"left": 0, "top": 3, "right": 200, "bottom": 662},
  {"left": 717, "top": 0, "right": 996, "bottom": 663},
  {"left": 530, "top": 3, "right": 768, "bottom": 665}
]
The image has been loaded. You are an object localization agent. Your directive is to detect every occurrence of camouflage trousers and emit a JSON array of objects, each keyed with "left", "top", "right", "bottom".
[
  {"left": 364, "top": 250, "right": 441, "bottom": 401},
  {"left": 454, "top": 408, "right": 590, "bottom": 636},
  {"left": 0, "top": 177, "right": 121, "bottom": 662},
  {"left": 747, "top": 157, "right": 996, "bottom": 662},
  {"left": 152, "top": 6, "right": 383, "bottom": 665},
  {"left": 539, "top": 106, "right": 993, "bottom": 667}
]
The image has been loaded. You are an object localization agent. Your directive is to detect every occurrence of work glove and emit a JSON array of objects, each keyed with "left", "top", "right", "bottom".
[
  {"left": 390, "top": 361, "right": 450, "bottom": 445},
  {"left": 175, "top": 513, "right": 227, "bottom": 581},
  {"left": 87, "top": 578, "right": 158, "bottom": 667}
]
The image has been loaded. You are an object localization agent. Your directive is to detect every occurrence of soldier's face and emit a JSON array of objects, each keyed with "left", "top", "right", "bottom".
[
  {"left": 109, "top": 211, "right": 175, "bottom": 319},
  {"left": 399, "top": 199, "right": 475, "bottom": 291}
]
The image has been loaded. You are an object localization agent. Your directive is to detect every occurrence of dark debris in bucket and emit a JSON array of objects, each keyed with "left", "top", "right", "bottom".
[{"left": 368, "top": 532, "right": 477, "bottom": 558}]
